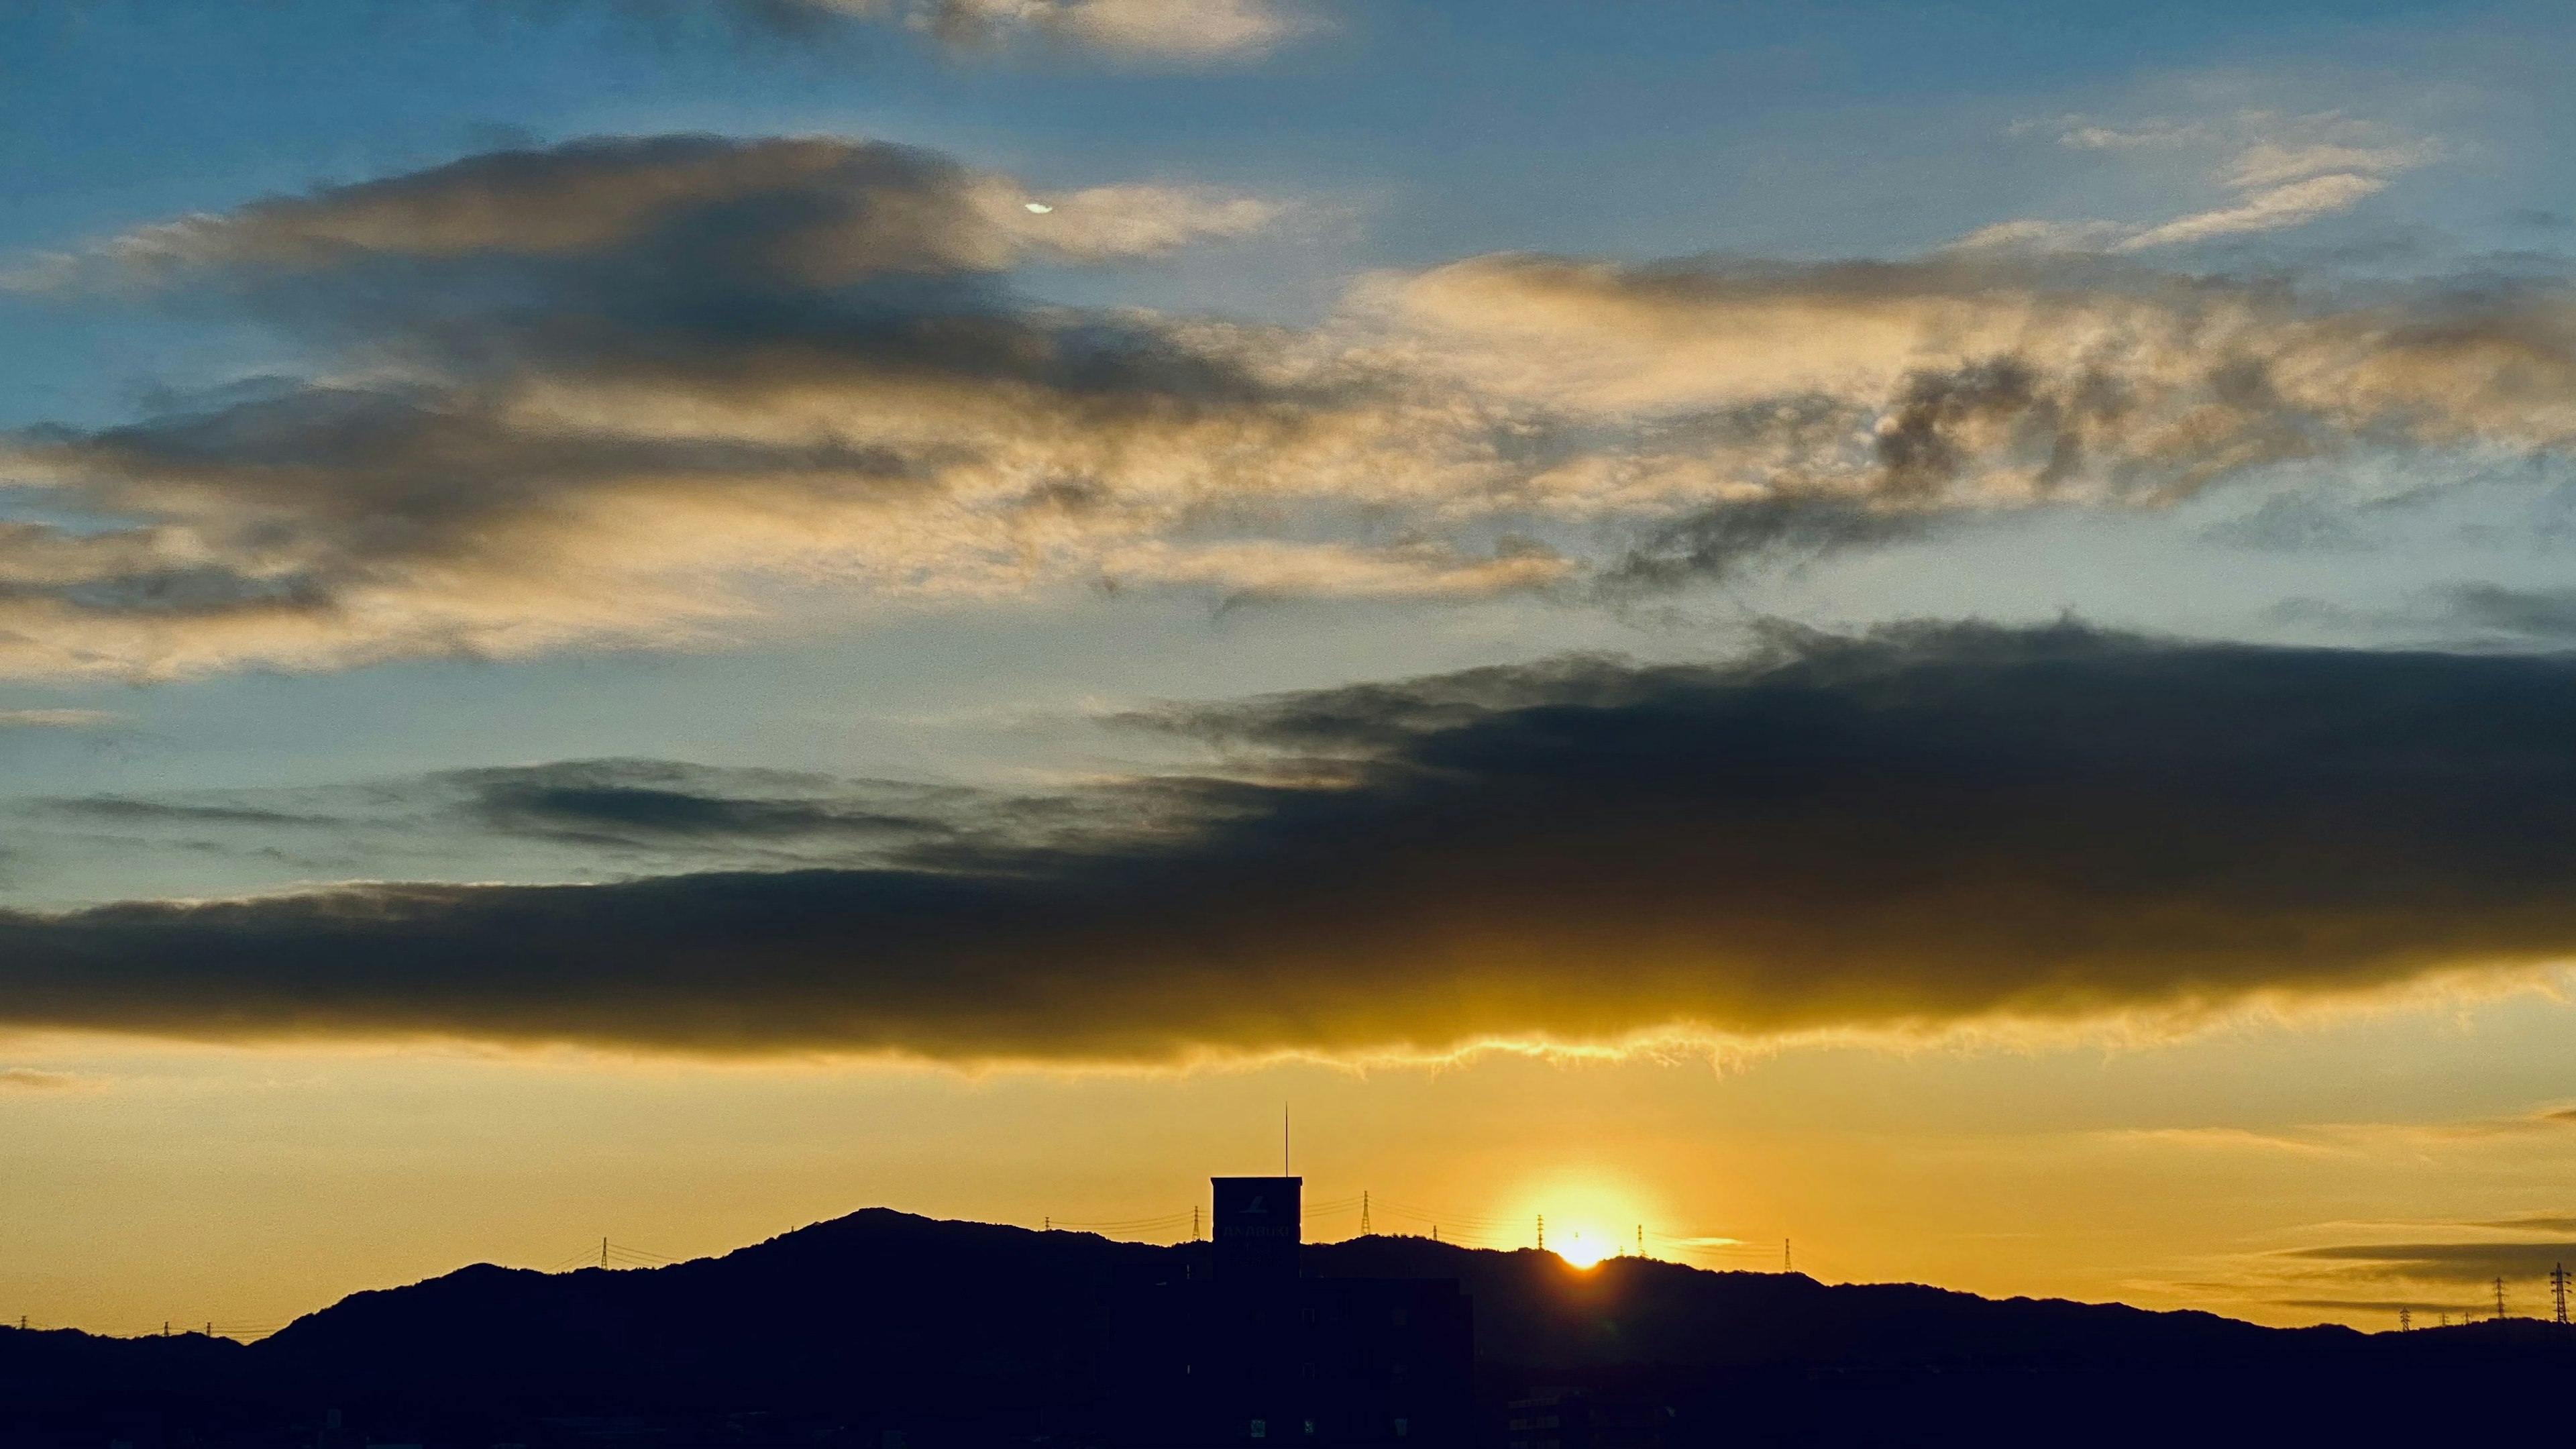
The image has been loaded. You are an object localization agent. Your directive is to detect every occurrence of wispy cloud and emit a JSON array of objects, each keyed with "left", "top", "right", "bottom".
[
  {"left": 0, "top": 708, "right": 122, "bottom": 729},
  {"left": 580, "top": 0, "right": 1313, "bottom": 64},
  {"left": 1969, "top": 110, "right": 2442, "bottom": 254}
]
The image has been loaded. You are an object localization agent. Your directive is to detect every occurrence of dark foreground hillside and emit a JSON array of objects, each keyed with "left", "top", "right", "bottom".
[{"left": 5, "top": 1209, "right": 2571, "bottom": 1446}]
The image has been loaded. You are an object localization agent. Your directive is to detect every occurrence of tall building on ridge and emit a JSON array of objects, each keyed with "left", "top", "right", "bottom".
[
  {"left": 1214, "top": 1176, "right": 1305, "bottom": 1283},
  {"left": 1104, "top": 1176, "right": 1475, "bottom": 1448}
]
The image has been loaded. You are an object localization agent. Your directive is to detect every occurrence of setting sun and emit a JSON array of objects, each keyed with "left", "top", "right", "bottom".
[{"left": 1552, "top": 1227, "right": 1617, "bottom": 1269}]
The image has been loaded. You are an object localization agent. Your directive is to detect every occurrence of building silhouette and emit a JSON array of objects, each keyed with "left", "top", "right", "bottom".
[
  {"left": 1503, "top": 1388, "right": 1668, "bottom": 1449},
  {"left": 1104, "top": 1177, "right": 1475, "bottom": 1448}
]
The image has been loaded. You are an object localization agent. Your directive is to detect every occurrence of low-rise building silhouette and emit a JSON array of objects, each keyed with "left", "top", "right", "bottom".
[{"left": 1503, "top": 1388, "right": 1668, "bottom": 1449}]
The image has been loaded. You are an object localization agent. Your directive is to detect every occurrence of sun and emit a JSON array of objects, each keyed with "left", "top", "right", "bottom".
[{"left": 1553, "top": 1228, "right": 1617, "bottom": 1269}]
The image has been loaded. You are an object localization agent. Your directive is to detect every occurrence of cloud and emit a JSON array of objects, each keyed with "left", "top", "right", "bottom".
[
  {"left": 0, "top": 709, "right": 121, "bottom": 729},
  {"left": 26, "top": 135, "right": 1275, "bottom": 289},
  {"left": 2, "top": 134, "right": 2571, "bottom": 679},
  {"left": 2448, "top": 586, "right": 2576, "bottom": 643},
  {"left": 0, "top": 1067, "right": 83, "bottom": 1090},
  {"left": 2279, "top": 1241, "right": 2576, "bottom": 1284},
  {"left": 449, "top": 759, "right": 977, "bottom": 848},
  {"left": 2117, "top": 172, "right": 2394, "bottom": 251},
  {"left": 2475, "top": 1212, "right": 2576, "bottom": 1232},
  {"left": 712, "top": 0, "right": 1309, "bottom": 61},
  {"left": 1974, "top": 111, "right": 2440, "bottom": 256},
  {"left": 40, "top": 797, "right": 334, "bottom": 828},
  {"left": 11, "top": 626, "right": 2576, "bottom": 1061}
]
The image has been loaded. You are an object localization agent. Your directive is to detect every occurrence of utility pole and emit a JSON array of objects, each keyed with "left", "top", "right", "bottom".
[
  {"left": 2495, "top": 1277, "right": 2509, "bottom": 1322},
  {"left": 2553, "top": 1263, "right": 2570, "bottom": 1326},
  {"left": 1361, "top": 1191, "right": 1371, "bottom": 1235},
  {"left": 1431, "top": 1225, "right": 1438, "bottom": 1244}
]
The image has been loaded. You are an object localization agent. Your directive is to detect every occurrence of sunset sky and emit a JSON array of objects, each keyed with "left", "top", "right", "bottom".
[{"left": 5, "top": 0, "right": 2576, "bottom": 1338}]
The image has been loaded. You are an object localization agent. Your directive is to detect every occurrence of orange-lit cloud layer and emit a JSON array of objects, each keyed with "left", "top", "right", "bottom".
[
  {"left": 11, "top": 624, "right": 2576, "bottom": 1062},
  {"left": 2, "top": 134, "right": 2571, "bottom": 679}
]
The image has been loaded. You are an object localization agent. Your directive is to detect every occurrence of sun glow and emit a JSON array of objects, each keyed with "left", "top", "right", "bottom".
[
  {"left": 1552, "top": 1227, "right": 1617, "bottom": 1269},
  {"left": 1509, "top": 1170, "right": 1664, "bottom": 1271}
]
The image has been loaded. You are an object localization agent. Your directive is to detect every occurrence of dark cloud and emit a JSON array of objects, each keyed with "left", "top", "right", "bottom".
[
  {"left": 2448, "top": 585, "right": 2576, "bottom": 643},
  {"left": 2271, "top": 1297, "right": 2472, "bottom": 1313},
  {"left": 2474, "top": 1212, "right": 2576, "bottom": 1231},
  {"left": 1600, "top": 494, "right": 1933, "bottom": 592},
  {"left": 8, "top": 625, "right": 2576, "bottom": 1060},
  {"left": 40, "top": 798, "right": 341, "bottom": 828},
  {"left": 449, "top": 759, "right": 963, "bottom": 846},
  {"left": 2279, "top": 1242, "right": 2576, "bottom": 1284}
]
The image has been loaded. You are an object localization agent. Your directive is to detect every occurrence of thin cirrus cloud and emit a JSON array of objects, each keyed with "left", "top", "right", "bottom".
[
  {"left": 0, "top": 131, "right": 2570, "bottom": 680},
  {"left": 1964, "top": 111, "right": 2443, "bottom": 254},
  {"left": 2278, "top": 1240, "right": 2576, "bottom": 1285},
  {"left": 0, "top": 708, "right": 122, "bottom": 729},
  {"left": 12, "top": 624, "right": 2576, "bottom": 1062},
  {"left": 703, "top": 0, "right": 1312, "bottom": 61}
]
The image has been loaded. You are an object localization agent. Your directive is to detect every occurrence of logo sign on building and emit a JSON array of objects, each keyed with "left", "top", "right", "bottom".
[{"left": 1211, "top": 1177, "right": 1302, "bottom": 1281}]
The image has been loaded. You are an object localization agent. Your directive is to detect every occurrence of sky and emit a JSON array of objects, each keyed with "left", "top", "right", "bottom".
[{"left": 3, "top": 0, "right": 2576, "bottom": 1336}]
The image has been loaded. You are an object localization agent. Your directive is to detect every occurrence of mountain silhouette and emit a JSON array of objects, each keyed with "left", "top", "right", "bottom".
[{"left": 5, "top": 1208, "right": 2573, "bottom": 1446}]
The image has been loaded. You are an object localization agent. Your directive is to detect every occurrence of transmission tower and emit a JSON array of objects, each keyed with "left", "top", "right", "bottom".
[
  {"left": 1784, "top": 1238, "right": 1792, "bottom": 1274},
  {"left": 1536, "top": 1214, "right": 1546, "bottom": 1252},
  {"left": 2553, "top": 1263, "right": 2571, "bottom": 1326},
  {"left": 2400, "top": 1307, "right": 2412, "bottom": 1332},
  {"left": 1361, "top": 1191, "right": 1371, "bottom": 1235},
  {"left": 2495, "top": 1277, "right": 2509, "bottom": 1322}
]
